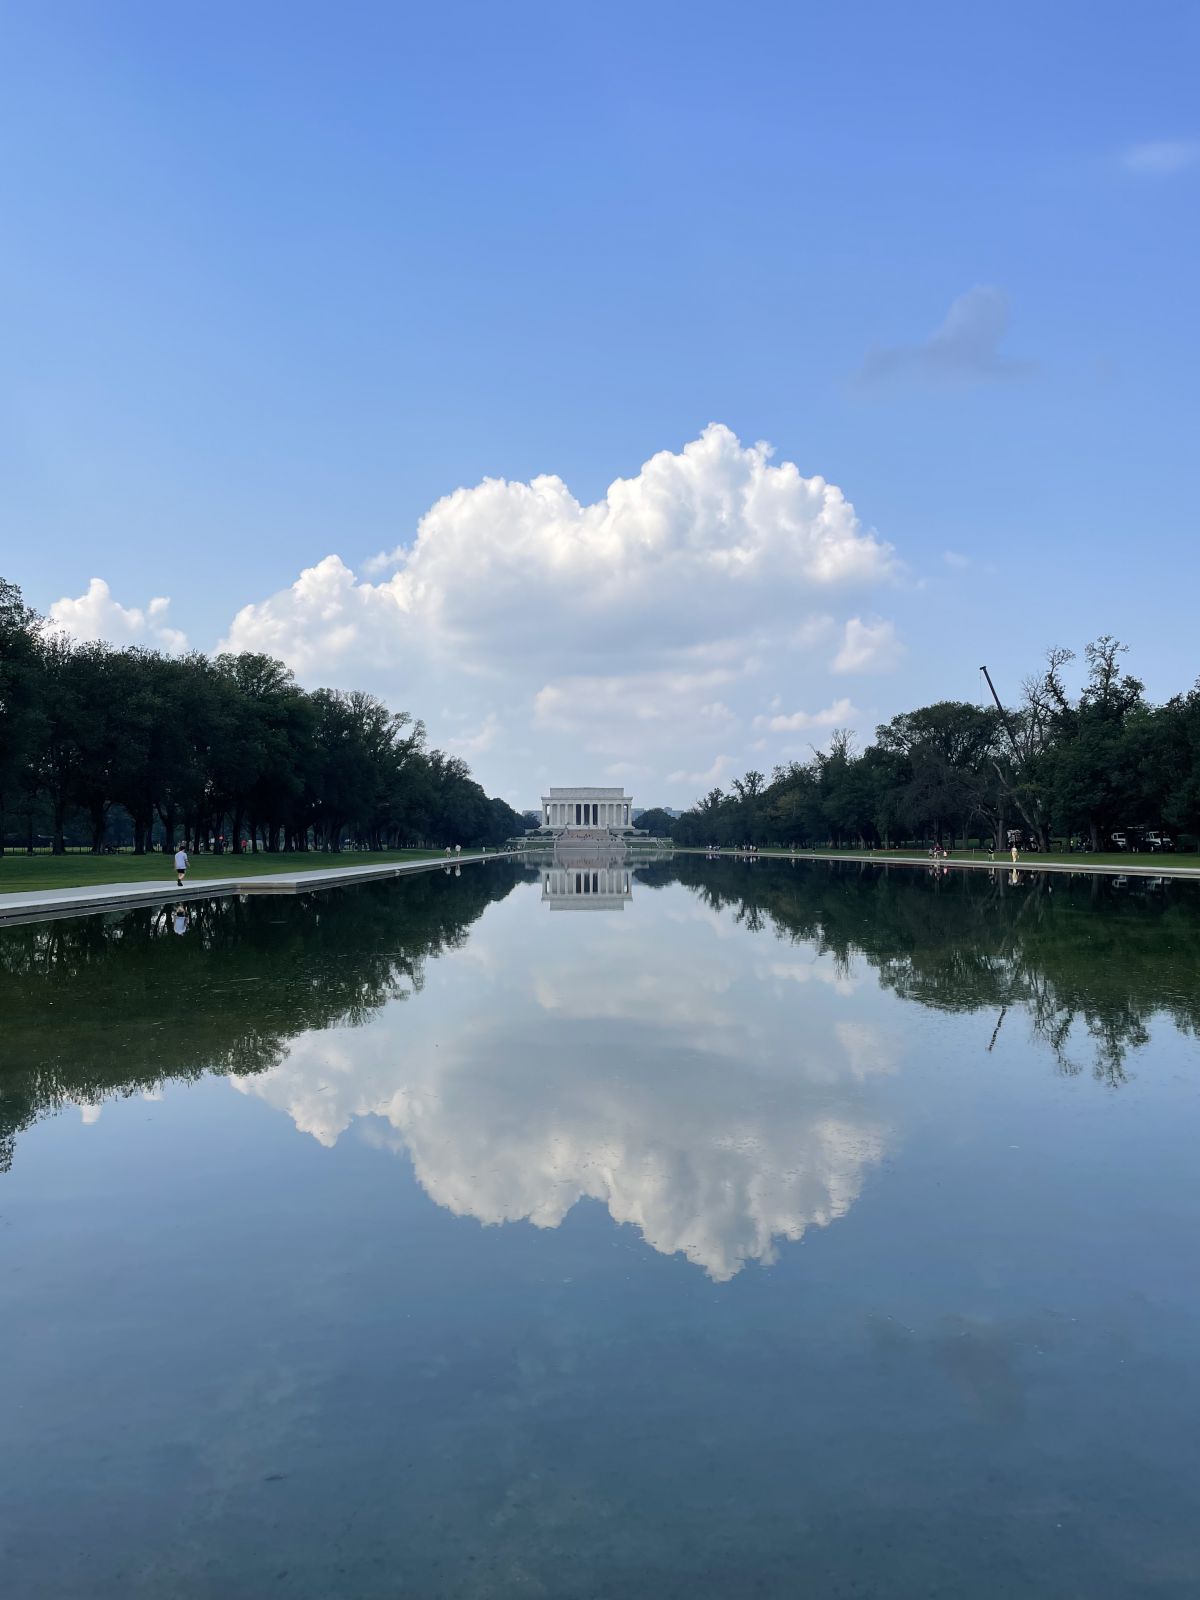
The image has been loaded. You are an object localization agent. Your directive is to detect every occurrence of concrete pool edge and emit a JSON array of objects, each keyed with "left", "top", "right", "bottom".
[
  {"left": 8, "top": 847, "right": 1197, "bottom": 928},
  {"left": 0, "top": 851, "right": 523, "bottom": 928},
  {"left": 677, "top": 847, "right": 1200, "bottom": 880}
]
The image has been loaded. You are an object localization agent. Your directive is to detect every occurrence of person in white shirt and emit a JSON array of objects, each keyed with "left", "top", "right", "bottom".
[{"left": 175, "top": 845, "right": 189, "bottom": 886}]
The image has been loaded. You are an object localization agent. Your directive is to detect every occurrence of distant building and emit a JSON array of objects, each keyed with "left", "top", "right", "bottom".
[{"left": 531, "top": 786, "right": 640, "bottom": 837}]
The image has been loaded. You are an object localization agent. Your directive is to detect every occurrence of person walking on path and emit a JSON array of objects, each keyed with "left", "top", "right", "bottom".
[
  {"left": 1010, "top": 842, "right": 1019, "bottom": 865},
  {"left": 175, "top": 843, "right": 189, "bottom": 887}
]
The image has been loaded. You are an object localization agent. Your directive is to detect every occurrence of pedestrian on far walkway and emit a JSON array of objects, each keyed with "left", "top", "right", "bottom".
[
  {"left": 1010, "top": 842, "right": 1019, "bottom": 864},
  {"left": 175, "top": 843, "right": 189, "bottom": 886}
]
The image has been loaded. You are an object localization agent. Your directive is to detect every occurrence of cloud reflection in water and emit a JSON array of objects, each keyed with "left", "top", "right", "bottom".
[{"left": 233, "top": 880, "right": 894, "bottom": 1280}]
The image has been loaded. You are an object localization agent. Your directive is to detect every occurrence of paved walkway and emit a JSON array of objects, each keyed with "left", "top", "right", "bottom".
[
  {"left": 0, "top": 852, "right": 518, "bottom": 927},
  {"left": 687, "top": 848, "right": 1200, "bottom": 880}
]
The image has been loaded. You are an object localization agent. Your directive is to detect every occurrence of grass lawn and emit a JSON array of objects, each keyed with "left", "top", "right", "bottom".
[{"left": 0, "top": 849, "right": 455, "bottom": 896}]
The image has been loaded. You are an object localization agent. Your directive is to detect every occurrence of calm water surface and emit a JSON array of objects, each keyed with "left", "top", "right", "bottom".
[{"left": 3, "top": 857, "right": 1199, "bottom": 1598}]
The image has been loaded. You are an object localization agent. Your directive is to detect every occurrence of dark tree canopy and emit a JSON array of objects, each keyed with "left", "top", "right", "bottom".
[
  {"left": 670, "top": 642, "right": 1200, "bottom": 854},
  {"left": 0, "top": 577, "right": 523, "bottom": 855},
  {"left": 634, "top": 807, "right": 676, "bottom": 836}
]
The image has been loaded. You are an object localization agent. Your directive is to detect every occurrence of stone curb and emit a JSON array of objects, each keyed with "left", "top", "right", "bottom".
[
  {"left": 0, "top": 852, "right": 519, "bottom": 928},
  {"left": 678, "top": 849, "right": 1200, "bottom": 881}
]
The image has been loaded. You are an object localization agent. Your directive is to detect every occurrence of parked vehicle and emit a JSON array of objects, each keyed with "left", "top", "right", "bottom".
[
  {"left": 1006, "top": 828, "right": 1038, "bottom": 851},
  {"left": 1143, "top": 831, "right": 1175, "bottom": 853},
  {"left": 1110, "top": 831, "right": 1129, "bottom": 851}
]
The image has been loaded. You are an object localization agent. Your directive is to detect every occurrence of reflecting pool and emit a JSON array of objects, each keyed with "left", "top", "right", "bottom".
[{"left": 3, "top": 858, "right": 1199, "bottom": 1597}]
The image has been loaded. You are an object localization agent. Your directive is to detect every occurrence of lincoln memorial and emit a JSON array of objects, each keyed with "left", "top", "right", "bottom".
[{"left": 533, "top": 786, "right": 639, "bottom": 836}]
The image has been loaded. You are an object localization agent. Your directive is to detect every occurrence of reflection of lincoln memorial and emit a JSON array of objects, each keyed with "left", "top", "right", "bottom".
[
  {"left": 531, "top": 787, "right": 642, "bottom": 905},
  {"left": 541, "top": 864, "right": 633, "bottom": 910},
  {"left": 532, "top": 786, "right": 639, "bottom": 837}
]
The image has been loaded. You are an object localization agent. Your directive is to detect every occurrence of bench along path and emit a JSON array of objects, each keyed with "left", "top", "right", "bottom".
[{"left": 0, "top": 852, "right": 519, "bottom": 928}]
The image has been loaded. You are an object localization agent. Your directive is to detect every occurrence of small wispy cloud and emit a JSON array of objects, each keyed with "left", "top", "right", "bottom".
[
  {"left": 754, "top": 697, "right": 858, "bottom": 734},
  {"left": 667, "top": 754, "right": 733, "bottom": 788},
  {"left": 943, "top": 550, "right": 970, "bottom": 571},
  {"left": 446, "top": 712, "right": 500, "bottom": 755},
  {"left": 1121, "top": 139, "right": 1200, "bottom": 176},
  {"left": 49, "top": 578, "right": 188, "bottom": 654},
  {"left": 830, "top": 617, "right": 904, "bottom": 675},
  {"left": 858, "top": 286, "right": 1034, "bottom": 387},
  {"left": 787, "top": 614, "right": 837, "bottom": 650}
]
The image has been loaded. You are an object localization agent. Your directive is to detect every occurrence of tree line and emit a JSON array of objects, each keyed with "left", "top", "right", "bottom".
[
  {"left": 0, "top": 577, "right": 523, "bottom": 854},
  {"left": 670, "top": 637, "right": 1200, "bottom": 852}
]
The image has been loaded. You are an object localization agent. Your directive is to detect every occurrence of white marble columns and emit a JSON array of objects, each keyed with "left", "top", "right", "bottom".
[{"left": 538, "top": 787, "right": 635, "bottom": 833}]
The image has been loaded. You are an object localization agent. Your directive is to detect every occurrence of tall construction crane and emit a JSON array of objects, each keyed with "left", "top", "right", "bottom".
[
  {"left": 980, "top": 663, "right": 1049, "bottom": 850},
  {"left": 979, "top": 664, "right": 1022, "bottom": 762}
]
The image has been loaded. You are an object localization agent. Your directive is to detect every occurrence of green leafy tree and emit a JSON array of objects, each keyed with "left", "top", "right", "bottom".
[
  {"left": 635, "top": 807, "right": 675, "bottom": 837},
  {"left": 0, "top": 580, "right": 46, "bottom": 853},
  {"left": 876, "top": 701, "right": 1003, "bottom": 847}
]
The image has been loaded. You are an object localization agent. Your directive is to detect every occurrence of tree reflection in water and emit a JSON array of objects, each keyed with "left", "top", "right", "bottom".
[
  {"left": 645, "top": 857, "right": 1200, "bottom": 1086},
  {"left": 3, "top": 859, "right": 1197, "bottom": 1180},
  {"left": 0, "top": 862, "right": 532, "bottom": 1170}
]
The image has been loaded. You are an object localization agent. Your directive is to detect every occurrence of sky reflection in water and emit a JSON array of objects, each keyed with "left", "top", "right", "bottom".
[
  {"left": 2, "top": 858, "right": 1199, "bottom": 1598},
  {"left": 233, "top": 865, "right": 891, "bottom": 1281}
]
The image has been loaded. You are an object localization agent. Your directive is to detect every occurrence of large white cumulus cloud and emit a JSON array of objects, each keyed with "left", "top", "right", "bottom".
[
  {"left": 214, "top": 425, "right": 902, "bottom": 799},
  {"left": 51, "top": 426, "right": 905, "bottom": 803},
  {"left": 222, "top": 423, "right": 895, "bottom": 669}
]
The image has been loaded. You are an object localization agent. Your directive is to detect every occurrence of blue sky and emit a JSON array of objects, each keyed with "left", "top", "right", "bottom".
[{"left": 2, "top": 1, "right": 1197, "bottom": 805}]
